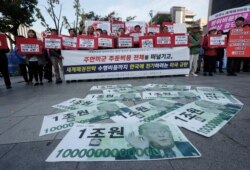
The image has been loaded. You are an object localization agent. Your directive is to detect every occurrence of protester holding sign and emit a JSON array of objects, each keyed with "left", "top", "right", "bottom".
[
  {"left": 0, "top": 48, "right": 11, "bottom": 89},
  {"left": 216, "top": 30, "right": 225, "bottom": 73},
  {"left": 87, "top": 26, "right": 95, "bottom": 36},
  {"left": 202, "top": 27, "right": 218, "bottom": 76},
  {"left": 187, "top": 24, "right": 202, "bottom": 77},
  {"left": 161, "top": 26, "right": 169, "bottom": 33},
  {"left": 227, "top": 17, "right": 245, "bottom": 76},
  {"left": 48, "top": 29, "right": 63, "bottom": 84},
  {"left": 26, "top": 29, "right": 44, "bottom": 86}
]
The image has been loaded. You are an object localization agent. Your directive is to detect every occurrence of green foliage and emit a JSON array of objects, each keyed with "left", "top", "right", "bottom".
[{"left": 0, "top": 0, "right": 38, "bottom": 40}]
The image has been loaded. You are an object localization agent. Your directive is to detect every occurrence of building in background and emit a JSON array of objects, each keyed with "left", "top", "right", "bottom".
[
  {"left": 208, "top": 0, "right": 250, "bottom": 15},
  {"left": 195, "top": 18, "right": 208, "bottom": 31},
  {"left": 170, "top": 6, "right": 196, "bottom": 27},
  {"left": 151, "top": 11, "right": 172, "bottom": 25}
]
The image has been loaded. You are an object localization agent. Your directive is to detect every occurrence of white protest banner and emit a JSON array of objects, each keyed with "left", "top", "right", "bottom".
[
  {"left": 196, "top": 87, "right": 243, "bottom": 106},
  {"left": 111, "top": 99, "right": 184, "bottom": 123},
  {"left": 39, "top": 111, "right": 75, "bottom": 136},
  {"left": 52, "top": 98, "right": 99, "bottom": 111},
  {"left": 46, "top": 121, "right": 201, "bottom": 162},
  {"left": 159, "top": 100, "right": 243, "bottom": 137},
  {"left": 62, "top": 36, "right": 77, "bottom": 49},
  {"left": 98, "top": 37, "right": 114, "bottom": 48},
  {"left": 90, "top": 84, "right": 132, "bottom": 91},
  {"left": 63, "top": 47, "right": 190, "bottom": 80},
  {"left": 145, "top": 84, "right": 191, "bottom": 91},
  {"left": 44, "top": 37, "right": 62, "bottom": 49},
  {"left": 85, "top": 20, "right": 111, "bottom": 34},
  {"left": 125, "top": 21, "right": 147, "bottom": 34}
]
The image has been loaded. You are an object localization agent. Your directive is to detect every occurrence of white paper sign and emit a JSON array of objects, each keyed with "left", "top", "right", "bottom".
[
  {"left": 175, "top": 35, "right": 188, "bottom": 45},
  {"left": 117, "top": 37, "right": 133, "bottom": 47},
  {"left": 20, "top": 44, "right": 39, "bottom": 52},
  {"left": 141, "top": 39, "right": 154, "bottom": 48},
  {"left": 79, "top": 38, "right": 95, "bottom": 48},
  {"left": 45, "top": 38, "right": 61, "bottom": 49},
  {"left": 62, "top": 37, "right": 77, "bottom": 48},
  {"left": 98, "top": 38, "right": 112, "bottom": 47},
  {"left": 157, "top": 37, "right": 171, "bottom": 44}
]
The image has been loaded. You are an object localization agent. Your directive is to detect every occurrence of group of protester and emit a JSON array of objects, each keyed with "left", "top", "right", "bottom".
[
  {"left": 0, "top": 16, "right": 249, "bottom": 89},
  {"left": 188, "top": 16, "right": 250, "bottom": 77}
]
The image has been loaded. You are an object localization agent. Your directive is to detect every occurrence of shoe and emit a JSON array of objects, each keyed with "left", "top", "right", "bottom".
[
  {"left": 192, "top": 73, "right": 198, "bottom": 77},
  {"left": 209, "top": 73, "right": 213, "bottom": 76},
  {"left": 219, "top": 71, "right": 224, "bottom": 73},
  {"left": 6, "top": 86, "right": 12, "bottom": 89},
  {"left": 203, "top": 72, "right": 207, "bottom": 76},
  {"left": 48, "top": 80, "right": 52, "bottom": 83},
  {"left": 185, "top": 74, "right": 190, "bottom": 77},
  {"left": 39, "top": 82, "right": 43, "bottom": 85},
  {"left": 34, "top": 82, "right": 39, "bottom": 86},
  {"left": 232, "top": 73, "right": 237, "bottom": 76},
  {"left": 56, "top": 80, "right": 63, "bottom": 84}
]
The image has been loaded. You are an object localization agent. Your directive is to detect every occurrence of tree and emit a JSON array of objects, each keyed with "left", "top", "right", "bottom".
[
  {"left": 126, "top": 16, "right": 136, "bottom": 22},
  {"left": 36, "top": 0, "right": 64, "bottom": 34},
  {"left": 151, "top": 14, "right": 172, "bottom": 25},
  {"left": 0, "top": 0, "right": 38, "bottom": 42}
]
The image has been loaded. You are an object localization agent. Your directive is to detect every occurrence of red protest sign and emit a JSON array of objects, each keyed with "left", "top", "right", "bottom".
[
  {"left": 16, "top": 37, "right": 43, "bottom": 54},
  {"left": 77, "top": 35, "right": 98, "bottom": 50},
  {"left": 208, "top": 35, "right": 227, "bottom": 48},
  {"left": 147, "top": 25, "right": 160, "bottom": 34},
  {"left": 98, "top": 35, "right": 114, "bottom": 48},
  {"left": 154, "top": 33, "right": 173, "bottom": 47},
  {"left": 61, "top": 35, "right": 77, "bottom": 50},
  {"left": 44, "top": 35, "right": 62, "bottom": 49},
  {"left": 116, "top": 35, "right": 133, "bottom": 48},
  {"left": 162, "top": 22, "right": 174, "bottom": 33},
  {"left": 129, "top": 32, "right": 143, "bottom": 44},
  {"left": 227, "top": 28, "right": 250, "bottom": 58},
  {"left": 0, "top": 33, "right": 9, "bottom": 50},
  {"left": 139, "top": 36, "right": 154, "bottom": 48},
  {"left": 174, "top": 33, "right": 189, "bottom": 47}
]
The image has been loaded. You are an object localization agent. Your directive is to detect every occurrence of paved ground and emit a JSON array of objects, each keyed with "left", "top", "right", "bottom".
[{"left": 0, "top": 72, "right": 249, "bottom": 170}]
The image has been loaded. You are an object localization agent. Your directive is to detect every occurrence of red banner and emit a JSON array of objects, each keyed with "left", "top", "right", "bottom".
[
  {"left": 227, "top": 28, "right": 250, "bottom": 58},
  {"left": 77, "top": 35, "right": 98, "bottom": 50},
  {"left": 61, "top": 35, "right": 77, "bottom": 50},
  {"left": 208, "top": 35, "right": 227, "bottom": 48},
  {"left": 154, "top": 33, "right": 173, "bottom": 47},
  {"left": 44, "top": 35, "right": 62, "bottom": 49},
  {"left": 16, "top": 37, "right": 43, "bottom": 54},
  {"left": 139, "top": 36, "right": 154, "bottom": 48},
  {"left": 116, "top": 35, "right": 133, "bottom": 48},
  {"left": 0, "top": 33, "right": 8, "bottom": 50},
  {"left": 98, "top": 35, "right": 114, "bottom": 48},
  {"left": 147, "top": 25, "right": 160, "bottom": 34}
]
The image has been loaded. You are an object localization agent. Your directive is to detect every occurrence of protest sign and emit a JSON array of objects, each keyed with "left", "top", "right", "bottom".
[
  {"left": 62, "top": 36, "right": 77, "bottom": 50},
  {"left": 208, "top": 6, "right": 250, "bottom": 32},
  {"left": 46, "top": 121, "right": 201, "bottom": 162},
  {"left": 159, "top": 100, "right": 242, "bottom": 137},
  {"left": 90, "top": 84, "right": 132, "bottom": 91},
  {"left": 111, "top": 21, "right": 125, "bottom": 35},
  {"left": 147, "top": 25, "right": 160, "bottom": 34},
  {"left": 142, "top": 90, "right": 200, "bottom": 100},
  {"left": 63, "top": 47, "right": 190, "bottom": 80},
  {"left": 15, "top": 37, "right": 43, "bottom": 54},
  {"left": 125, "top": 21, "right": 147, "bottom": 34},
  {"left": 0, "top": 33, "right": 8, "bottom": 50},
  {"left": 162, "top": 22, "right": 174, "bottom": 33},
  {"left": 52, "top": 98, "right": 99, "bottom": 111},
  {"left": 44, "top": 36, "right": 62, "bottom": 49},
  {"left": 84, "top": 93, "right": 142, "bottom": 101},
  {"left": 196, "top": 87, "right": 243, "bottom": 106},
  {"left": 98, "top": 36, "right": 114, "bottom": 48},
  {"left": 85, "top": 21, "right": 111, "bottom": 35},
  {"left": 227, "top": 28, "right": 250, "bottom": 57},
  {"left": 116, "top": 35, "right": 133, "bottom": 48},
  {"left": 145, "top": 84, "right": 191, "bottom": 91},
  {"left": 208, "top": 35, "right": 227, "bottom": 48},
  {"left": 74, "top": 101, "right": 132, "bottom": 124},
  {"left": 174, "top": 34, "right": 189, "bottom": 47},
  {"left": 111, "top": 99, "right": 184, "bottom": 123},
  {"left": 139, "top": 36, "right": 154, "bottom": 48},
  {"left": 77, "top": 35, "right": 98, "bottom": 50},
  {"left": 130, "top": 32, "right": 143, "bottom": 44},
  {"left": 154, "top": 33, "right": 173, "bottom": 47}
]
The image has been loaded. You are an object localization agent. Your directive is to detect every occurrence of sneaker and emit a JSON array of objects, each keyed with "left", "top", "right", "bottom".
[
  {"left": 56, "top": 80, "right": 63, "bottom": 84},
  {"left": 209, "top": 73, "right": 213, "bottom": 76},
  {"left": 185, "top": 74, "right": 190, "bottom": 77},
  {"left": 203, "top": 72, "right": 207, "bottom": 76},
  {"left": 48, "top": 80, "right": 53, "bottom": 83},
  {"left": 34, "top": 82, "right": 39, "bottom": 86},
  {"left": 192, "top": 73, "right": 198, "bottom": 77}
]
